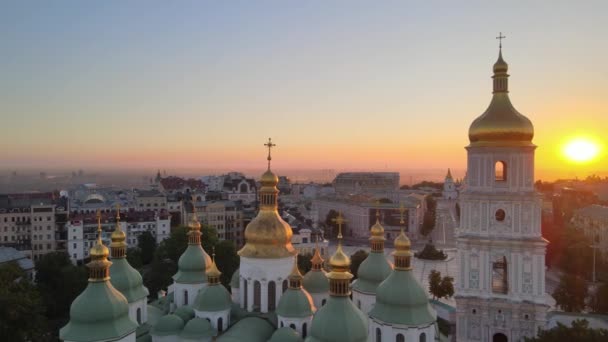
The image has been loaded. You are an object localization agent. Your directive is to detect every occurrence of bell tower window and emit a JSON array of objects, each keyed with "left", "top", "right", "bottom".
[
  {"left": 492, "top": 256, "right": 508, "bottom": 294},
  {"left": 495, "top": 161, "right": 506, "bottom": 181}
]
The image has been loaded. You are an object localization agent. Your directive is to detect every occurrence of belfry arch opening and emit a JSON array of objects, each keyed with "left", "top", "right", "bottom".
[
  {"left": 495, "top": 161, "right": 507, "bottom": 181},
  {"left": 493, "top": 332, "right": 508, "bottom": 342},
  {"left": 492, "top": 256, "right": 508, "bottom": 294}
]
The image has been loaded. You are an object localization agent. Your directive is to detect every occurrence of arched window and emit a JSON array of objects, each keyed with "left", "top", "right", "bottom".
[
  {"left": 240, "top": 183, "right": 248, "bottom": 193},
  {"left": 218, "top": 317, "right": 223, "bottom": 332},
  {"left": 495, "top": 161, "right": 506, "bottom": 181},
  {"left": 321, "top": 299, "right": 326, "bottom": 306},
  {"left": 375, "top": 327, "right": 382, "bottom": 342},
  {"left": 419, "top": 332, "right": 426, "bottom": 342},
  {"left": 492, "top": 256, "right": 508, "bottom": 294},
  {"left": 184, "top": 290, "right": 188, "bottom": 305},
  {"left": 303, "top": 322, "right": 307, "bottom": 338},
  {"left": 290, "top": 323, "right": 296, "bottom": 330},
  {"left": 281, "top": 321, "right": 284, "bottom": 328},
  {"left": 254, "top": 281, "right": 261, "bottom": 311},
  {"left": 136, "top": 308, "right": 142, "bottom": 324},
  {"left": 493, "top": 333, "right": 508, "bottom": 342},
  {"left": 283, "top": 279, "right": 288, "bottom": 292},
  {"left": 396, "top": 334, "right": 405, "bottom": 342},
  {"left": 268, "top": 281, "right": 276, "bottom": 310}
]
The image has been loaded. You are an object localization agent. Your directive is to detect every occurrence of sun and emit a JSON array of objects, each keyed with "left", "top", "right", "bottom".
[{"left": 563, "top": 138, "right": 600, "bottom": 163}]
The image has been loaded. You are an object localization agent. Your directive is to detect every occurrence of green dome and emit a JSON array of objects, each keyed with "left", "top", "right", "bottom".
[
  {"left": 60, "top": 282, "right": 138, "bottom": 342},
  {"left": 174, "top": 306, "right": 195, "bottom": 322},
  {"left": 230, "top": 268, "right": 240, "bottom": 289},
  {"left": 151, "top": 314, "right": 185, "bottom": 336},
  {"left": 180, "top": 317, "right": 216, "bottom": 339},
  {"left": 110, "top": 258, "right": 149, "bottom": 302},
  {"left": 216, "top": 317, "right": 274, "bottom": 342},
  {"left": 352, "top": 252, "right": 392, "bottom": 294},
  {"left": 174, "top": 244, "right": 211, "bottom": 283},
  {"left": 370, "top": 270, "right": 436, "bottom": 326},
  {"left": 269, "top": 327, "right": 303, "bottom": 342},
  {"left": 306, "top": 297, "right": 368, "bottom": 342},
  {"left": 147, "top": 305, "right": 164, "bottom": 326},
  {"left": 302, "top": 270, "right": 329, "bottom": 294},
  {"left": 193, "top": 284, "right": 232, "bottom": 312},
  {"left": 277, "top": 288, "right": 314, "bottom": 318}
]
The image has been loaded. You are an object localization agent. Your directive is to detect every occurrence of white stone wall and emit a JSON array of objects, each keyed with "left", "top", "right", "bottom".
[
  {"left": 309, "top": 292, "right": 328, "bottom": 310},
  {"left": 239, "top": 256, "right": 295, "bottom": 313},
  {"left": 368, "top": 319, "right": 436, "bottom": 342},
  {"left": 278, "top": 315, "right": 313, "bottom": 338},
  {"left": 194, "top": 308, "right": 230, "bottom": 333},
  {"left": 128, "top": 297, "right": 148, "bottom": 325},
  {"left": 352, "top": 289, "right": 376, "bottom": 315},
  {"left": 174, "top": 282, "right": 206, "bottom": 308}
]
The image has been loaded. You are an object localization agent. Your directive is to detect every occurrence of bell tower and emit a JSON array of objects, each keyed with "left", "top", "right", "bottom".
[{"left": 455, "top": 36, "right": 549, "bottom": 342}]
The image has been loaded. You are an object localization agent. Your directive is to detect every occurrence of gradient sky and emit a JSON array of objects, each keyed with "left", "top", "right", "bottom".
[{"left": 1, "top": 1, "right": 606, "bottom": 180}]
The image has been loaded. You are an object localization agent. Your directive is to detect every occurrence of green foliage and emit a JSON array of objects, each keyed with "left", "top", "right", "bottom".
[
  {"left": 214, "top": 240, "right": 240, "bottom": 288},
  {"left": 350, "top": 250, "right": 369, "bottom": 279},
  {"left": 412, "top": 181, "right": 444, "bottom": 190},
  {"left": 156, "top": 226, "right": 189, "bottom": 263},
  {"left": 421, "top": 195, "right": 437, "bottom": 236},
  {"left": 428, "top": 270, "right": 454, "bottom": 300},
  {"left": 437, "top": 317, "right": 451, "bottom": 337},
  {"left": 525, "top": 319, "right": 608, "bottom": 342},
  {"left": 297, "top": 253, "right": 313, "bottom": 274},
  {"left": 324, "top": 210, "right": 339, "bottom": 239},
  {"left": 553, "top": 274, "right": 588, "bottom": 312},
  {"left": 126, "top": 247, "right": 143, "bottom": 269},
  {"left": 415, "top": 242, "right": 447, "bottom": 260},
  {"left": 35, "top": 252, "right": 87, "bottom": 322},
  {"left": 144, "top": 258, "right": 177, "bottom": 299},
  {"left": 0, "top": 262, "right": 49, "bottom": 341},
  {"left": 138, "top": 231, "right": 157, "bottom": 265},
  {"left": 590, "top": 282, "right": 608, "bottom": 314},
  {"left": 201, "top": 225, "right": 220, "bottom": 254}
]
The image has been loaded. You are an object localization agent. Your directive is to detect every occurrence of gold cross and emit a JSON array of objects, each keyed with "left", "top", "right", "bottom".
[
  {"left": 264, "top": 137, "right": 276, "bottom": 169},
  {"left": 496, "top": 32, "right": 506, "bottom": 49},
  {"left": 398, "top": 203, "right": 406, "bottom": 225},
  {"left": 332, "top": 212, "right": 346, "bottom": 239},
  {"left": 96, "top": 209, "right": 102, "bottom": 241},
  {"left": 116, "top": 203, "right": 121, "bottom": 221}
]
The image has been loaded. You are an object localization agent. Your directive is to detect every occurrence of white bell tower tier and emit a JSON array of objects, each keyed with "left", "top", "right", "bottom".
[{"left": 455, "top": 40, "right": 549, "bottom": 342}]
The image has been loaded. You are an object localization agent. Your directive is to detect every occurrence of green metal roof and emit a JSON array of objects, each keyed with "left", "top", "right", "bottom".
[
  {"left": 180, "top": 317, "right": 217, "bottom": 339},
  {"left": 174, "top": 306, "right": 195, "bottom": 322},
  {"left": 306, "top": 296, "right": 368, "bottom": 342},
  {"left": 110, "top": 258, "right": 149, "bottom": 302},
  {"left": 269, "top": 327, "right": 304, "bottom": 342},
  {"left": 151, "top": 314, "right": 185, "bottom": 336},
  {"left": 174, "top": 244, "right": 209, "bottom": 283},
  {"left": 370, "top": 270, "right": 436, "bottom": 326},
  {"left": 230, "top": 268, "right": 240, "bottom": 289},
  {"left": 147, "top": 305, "right": 164, "bottom": 326},
  {"left": 352, "top": 251, "right": 392, "bottom": 294},
  {"left": 193, "top": 284, "right": 232, "bottom": 312},
  {"left": 277, "top": 288, "right": 315, "bottom": 318},
  {"left": 302, "top": 270, "right": 329, "bottom": 294},
  {"left": 215, "top": 317, "right": 275, "bottom": 342},
  {"left": 60, "top": 282, "right": 138, "bottom": 342}
]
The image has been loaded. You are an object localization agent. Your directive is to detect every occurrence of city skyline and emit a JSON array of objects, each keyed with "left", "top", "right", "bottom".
[{"left": 1, "top": 2, "right": 606, "bottom": 180}]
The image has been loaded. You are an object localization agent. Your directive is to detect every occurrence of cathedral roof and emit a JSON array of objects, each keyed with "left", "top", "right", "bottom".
[
  {"left": 268, "top": 327, "right": 303, "bottom": 342},
  {"left": 151, "top": 314, "right": 184, "bottom": 337},
  {"left": 193, "top": 282, "right": 232, "bottom": 312},
  {"left": 110, "top": 258, "right": 149, "bottom": 302},
  {"left": 468, "top": 48, "right": 535, "bottom": 147},
  {"left": 302, "top": 269, "right": 329, "bottom": 294},
  {"left": 215, "top": 317, "right": 275, "bottom": 342},
  {"left": 352, "top": 251, "right": 393, "bottom": 294},
  {"left": 180, "top": 317, "right": 217, "bottom": 340},
  {"left": 230, "top": 268, "right": 240, "bottom": 289},
  {"left": 307, "top": 297, "right": 369, "bottom": 342},
  {"left": 173, "top": 306, "right": 195, "bottom": 322},
  {"left": 276, "top": 287, "right": 315, "bottom": 318}
]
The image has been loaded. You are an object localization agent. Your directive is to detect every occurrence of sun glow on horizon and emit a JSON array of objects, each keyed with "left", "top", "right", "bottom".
[{"left": 563, "top": 137, "right": 601, "bottom": 163}]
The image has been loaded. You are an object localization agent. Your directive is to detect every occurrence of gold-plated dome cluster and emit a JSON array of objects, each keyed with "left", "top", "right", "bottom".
[
  {"left": 206, "top": 250, "right": 222, "bottom": 285},
  {"left": 88, "top": 210, "right": 112, "bottom": 282},
  {"left": 238, "top": 138, "right": 297, "bottom": 259},
  {"left": 110, "top": 205, "right": 127, "bottom": 259},
  {"left": 288, "top": 255, "right": 304, "bottom": 288},
  {"left": 468, "top": 46, "right": 535, "bottom": 147},
  {"left": 187, "top": 196, "right": 203, "bottom": 245},
  {"left": 369, "top": 208, "right": 386, "bottom": 252},
  {"left": 327, "top": 212, "right": 353, "bottom": 296},
  {"left": 393, "top": 205, "right": 412, "bottom": 270}
]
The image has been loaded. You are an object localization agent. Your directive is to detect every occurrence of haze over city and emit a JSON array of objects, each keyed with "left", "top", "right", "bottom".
[{"left": 1, "top": 1, "right": 606, "bottom": 181}]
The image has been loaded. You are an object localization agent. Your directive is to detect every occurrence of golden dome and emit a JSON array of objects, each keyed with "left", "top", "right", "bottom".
[
  {"left": 90, "top": 241, "right": 109, "bottom": 260},
  {"left": 370, "top": 219, "right": 385, "bottom": 239},
  {"left": 261, "top": 169, "right": 279, "bottom": 187},
  {"left": 329, "top": 244, "right": 350, "bottom": 270},
  {"left": 289, "top": 256, "right": 303, "bottom": 280},
  {"left": 394, "top": 230, "right": 411, "bottom": 251},
  {"left": 311, "top": 246, "right": 324, "bottom": 265},
  {"left": 206, "top": 258, "right": 221, "bottom": 278},
  {"left": 468, "top": 48, "right": 534, "bottom": 147}
]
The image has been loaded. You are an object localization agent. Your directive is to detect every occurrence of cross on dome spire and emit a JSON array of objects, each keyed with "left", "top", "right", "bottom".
[
  {"left": 332, "top": 212, "right": 346, "bottom": 240},
  {"left": 496, "top": 32, "right": 506, "bottom": 49},
  {"left": 96, "top": 210, "right": 102, "bottom": 243},
  {"left": 264, "top": 137, "right": 276, "bottom": 170},
  {"left": 398, "top": 203, "right": 406, "bottom": 231}
]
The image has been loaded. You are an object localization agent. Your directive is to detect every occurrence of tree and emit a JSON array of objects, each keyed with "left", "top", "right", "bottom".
[
  {"left": 214, "top": 240, "right": 239, "bottom": 288},
  {"left": 428, "top": 270, "right": 454, "bottom": 300},
  {"left": 144, "top": 258, "right": 177, "bottom": 299},
  {"left": 415, "top": 241, "right": 447, "bottom": 260},
  {"left": 201, "top": 225, "right": 219, "bottom": 254},
  {"left": 428, "top": 270, "right": 442, "bottom": 300},
  {"left": 350, "top": 250, "right": 369, "bottom": 279},
  {"left": 0, "top": 262, "right": 49, "bottom": 341},
  {"left": 138, "top": 231, "right": 157, "bottom": 265},
  {"left": 421, "top": 195, "right": 437, "bottom": 236},
  {"left": 525, "top": 319, "right": 608, "bottom": 342},
  {"left": 126, "top": 247, "right": 143, "bottom": 269},
  {"left": 297, "top": 253, "right": 313, "bottom": 274},
  {"left": 553, "top": 274, "right": 588, "bottom": 312},
  {"left": 156, "top": 226, "right": 189, "bottom": 263},
  {"left": 590, "top": 282, "right": 608, "bottom": 314}
]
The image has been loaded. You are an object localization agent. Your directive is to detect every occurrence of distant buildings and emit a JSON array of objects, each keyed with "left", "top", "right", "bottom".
[
  {"left": 0, "top": 246, "right": 35, "bottom": 279},
  {"left": 333, "top": 172, "right": 399, "bottom": 196},
  {"left": 572, "top": 204, "right": 608, "bottom": 258}
]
